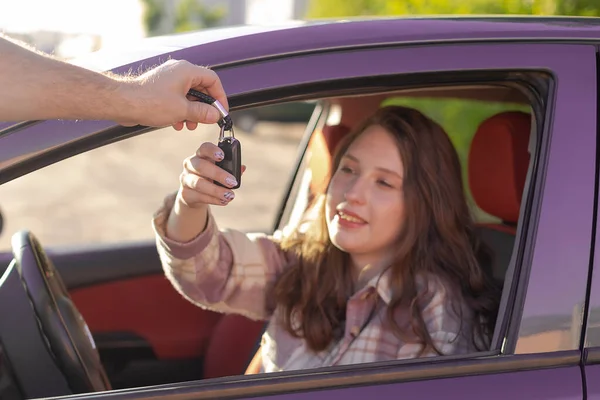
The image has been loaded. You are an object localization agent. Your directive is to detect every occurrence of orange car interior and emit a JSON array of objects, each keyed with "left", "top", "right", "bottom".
[{"left": 69, "top": 90, "right": 534, "bottom": 385}]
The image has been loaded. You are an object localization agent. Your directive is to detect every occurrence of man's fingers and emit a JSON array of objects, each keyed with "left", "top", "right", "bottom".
[
  {"left": 187, "top": 101, "right": 220, "bottom": 124},
  {"left": 172, "top": 121, "right": 185, "bottom": 131},
  {"left": 185, "top": 120, "right": 198, "bottom": 131},
  {"left": 188, "top": 66, "right": 229, "bottom": 111}
]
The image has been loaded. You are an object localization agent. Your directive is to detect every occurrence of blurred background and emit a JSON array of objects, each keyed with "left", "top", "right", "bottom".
[
  {"left": 0, "top": 0, "right": 599, "bottom": 251},
  {"left": 2, "top": 0, "right": 599, "bottom": 60}
]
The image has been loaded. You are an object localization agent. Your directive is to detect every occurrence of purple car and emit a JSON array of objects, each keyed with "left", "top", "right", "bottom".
[{"left": 1, "top": 15, "right": 600, "bottom": 400}]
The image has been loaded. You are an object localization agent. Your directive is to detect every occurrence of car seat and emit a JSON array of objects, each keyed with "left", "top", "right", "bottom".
[{"left": 468, "top": 111, "right": 532, "bottom": 283}]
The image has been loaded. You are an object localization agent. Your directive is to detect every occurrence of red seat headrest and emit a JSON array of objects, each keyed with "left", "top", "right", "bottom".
[{"left": 468, "top": 111, "right": 532, "bottom": 224}]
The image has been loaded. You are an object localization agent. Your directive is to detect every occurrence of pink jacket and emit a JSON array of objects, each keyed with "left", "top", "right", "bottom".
[{"left": 153, "top": 193, "right": 479, "bottom": 372}]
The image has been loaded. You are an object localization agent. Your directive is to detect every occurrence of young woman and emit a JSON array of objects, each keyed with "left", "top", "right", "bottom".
[{"left": 153, "top": 105, "right": 500, "bottom": 372}]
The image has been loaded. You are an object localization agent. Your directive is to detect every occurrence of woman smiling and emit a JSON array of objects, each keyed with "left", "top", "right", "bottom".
[{"left": 152, "top": 105, "right": 500, "bottom": 372}]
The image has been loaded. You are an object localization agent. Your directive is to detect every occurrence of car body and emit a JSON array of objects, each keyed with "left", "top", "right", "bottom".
[{"left": 1, "top": 15, "right": 600, "bottom": 400}]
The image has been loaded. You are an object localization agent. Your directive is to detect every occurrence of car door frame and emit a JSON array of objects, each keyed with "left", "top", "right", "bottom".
[{"left": 581, "top": 44, "right": 600, "bottom": 400}]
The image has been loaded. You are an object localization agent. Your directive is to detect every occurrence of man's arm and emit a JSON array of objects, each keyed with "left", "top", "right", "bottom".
[{"left": 0, "top": 35, "right": 228, "bottom": 128}]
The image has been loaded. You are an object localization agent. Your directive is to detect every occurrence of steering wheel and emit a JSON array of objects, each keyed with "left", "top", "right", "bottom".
[{"left": 12, "top": 230, "right": 111, "bottom": 393}]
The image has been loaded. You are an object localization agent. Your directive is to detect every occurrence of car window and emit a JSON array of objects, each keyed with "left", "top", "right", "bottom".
[
  {"left": 0, "top": 102, "right": 313, "bottom": 250},
  {"left": 278, "top": 84, "right": 540, "bottom": 355}
]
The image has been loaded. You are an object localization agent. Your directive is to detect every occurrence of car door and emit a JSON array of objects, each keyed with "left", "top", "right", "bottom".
[
  {"left": 59, "top": 40, "right": 596, "bottom": 400},
  {"left": 246, "top": 44, "right": 594, "bottom": 400},
  {"left": 0, "top": 102, "right": 315, "bottom": 389}
]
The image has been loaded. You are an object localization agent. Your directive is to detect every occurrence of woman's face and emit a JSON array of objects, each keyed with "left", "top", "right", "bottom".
[{"left": 326, "top": 125, "right": 406, "bottom": 269}]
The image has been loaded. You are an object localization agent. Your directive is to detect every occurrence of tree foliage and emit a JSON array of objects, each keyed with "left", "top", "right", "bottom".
[
  {"left": 141, "top": 0, "right": 226, "bottom": 36},
  {"left": 307, "top": 0, "right": 600, "bottom": 18},
  {"left": 142, "top": 0, "right": 164, "bottom": 35},
  {"left": 174, "top": 0, "right": 226, "bottom": 34}
]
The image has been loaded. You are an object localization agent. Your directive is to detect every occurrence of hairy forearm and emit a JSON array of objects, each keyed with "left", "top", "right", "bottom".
[{"left": 0, "top": 35, "right": 136, "bottom": 122}]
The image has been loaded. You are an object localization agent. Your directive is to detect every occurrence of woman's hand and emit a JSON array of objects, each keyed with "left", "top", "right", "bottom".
[{"left": 178, "top": 142, "right": 246, "bottom": 208}]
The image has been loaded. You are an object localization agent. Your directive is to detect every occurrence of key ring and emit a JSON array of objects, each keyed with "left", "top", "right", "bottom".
[
  {"left": 187, "top": 89, "right": 234, "bottom": 132},
  {"left": 218, "top": 124, "right": 235, "bottom": 141}
]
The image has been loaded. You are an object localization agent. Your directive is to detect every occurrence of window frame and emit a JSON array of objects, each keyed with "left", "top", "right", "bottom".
[{"left": 263, "top": 71, "right": 546, "bottom": 352}]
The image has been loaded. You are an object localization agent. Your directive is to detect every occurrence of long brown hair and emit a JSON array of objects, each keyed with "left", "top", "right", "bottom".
[{"left": 272, "top": 105, "right": 500, "bottom": 354}]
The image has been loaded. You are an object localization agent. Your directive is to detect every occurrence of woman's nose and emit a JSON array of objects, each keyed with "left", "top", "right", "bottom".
[{"left": 344, "top": 177, "right": 367, "bottom": 204}]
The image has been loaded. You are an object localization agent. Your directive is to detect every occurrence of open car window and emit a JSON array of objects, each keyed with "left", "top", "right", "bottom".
[
  {"left": 0, "top": 102, "right": 313, "bottom": 251},
  {"left": 277, "top": 77, "right": 544, "bottom": 358}
]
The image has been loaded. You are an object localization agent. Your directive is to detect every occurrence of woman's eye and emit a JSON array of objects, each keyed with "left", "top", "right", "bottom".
[
  {"left": 377, "top": 180, "right": 393, "bottom": 188},
  {"left": 340, "top": 166, "right": 354, "bottom": 174}
]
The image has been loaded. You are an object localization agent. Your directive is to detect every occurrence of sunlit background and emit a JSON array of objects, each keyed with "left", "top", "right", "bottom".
[
  {"left": 0, "top": 0, "right": 312, "bottom": 58},
  {"left": 1, "top": 0, "right": 599, "bottom": 59}
]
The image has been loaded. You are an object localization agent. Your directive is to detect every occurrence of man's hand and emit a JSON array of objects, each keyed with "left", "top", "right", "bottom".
[
  {"left": 117, "top": 59, "right": 229, "bottom": 130},
  {"left": 0, "top": 35, "right": 229, "bottom": 128}
]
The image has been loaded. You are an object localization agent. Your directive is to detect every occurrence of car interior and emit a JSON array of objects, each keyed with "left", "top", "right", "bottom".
[
  {"left": 241, "top": 86, "right": 535, "bottom": 375},
  {"left": 0, "top": 79, "right": 541, "bottom": 398}
]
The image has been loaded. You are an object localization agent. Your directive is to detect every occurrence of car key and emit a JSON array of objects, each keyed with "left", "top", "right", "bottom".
[
  {"left": 186, "top": 89, "right": 241, "bottom": 189},
  {"left": 215, "top": 125, "right": 242, "bottom": 189}
]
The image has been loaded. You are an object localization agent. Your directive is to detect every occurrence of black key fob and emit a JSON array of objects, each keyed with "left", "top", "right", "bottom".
[
  {"left": 216, "top": 137, "right": 241, "bottom": 189},
  {"left": 185, "top": 89, "right": 241, "bottom": 189}
]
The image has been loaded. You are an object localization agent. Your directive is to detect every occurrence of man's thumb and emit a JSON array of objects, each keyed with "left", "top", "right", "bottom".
[{"left": 188, "top": 102, "right": 220, "bottom": 124}]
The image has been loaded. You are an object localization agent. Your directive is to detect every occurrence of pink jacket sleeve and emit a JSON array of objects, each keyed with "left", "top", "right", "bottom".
[{"left": 152, "top": 193, "right": 296, "bottom": 321}]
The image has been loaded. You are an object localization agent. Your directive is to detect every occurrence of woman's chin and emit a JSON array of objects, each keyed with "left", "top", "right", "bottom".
[{"left": 330, "top": 235, "right": 363, "bottom": 254}]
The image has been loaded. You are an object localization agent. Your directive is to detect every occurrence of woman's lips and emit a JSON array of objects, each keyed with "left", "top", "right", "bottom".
[{"left": 336, "top": 210, "right": 367, "bottom": 229}]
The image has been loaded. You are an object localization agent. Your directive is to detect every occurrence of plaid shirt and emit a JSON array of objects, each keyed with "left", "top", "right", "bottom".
[{"left": 153, "top": 193, "right": 479, "bottom": 373}]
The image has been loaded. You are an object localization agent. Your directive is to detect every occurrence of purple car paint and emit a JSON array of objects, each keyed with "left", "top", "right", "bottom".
[
  {"left": 4, "top": 16, "right": 600, "bottom": 165},
  {"left": 1, "top": 16, "right": 599, "bottom": 400},
  {"left": 260, "top": 366, "right": 583, "bottom": 400}
]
